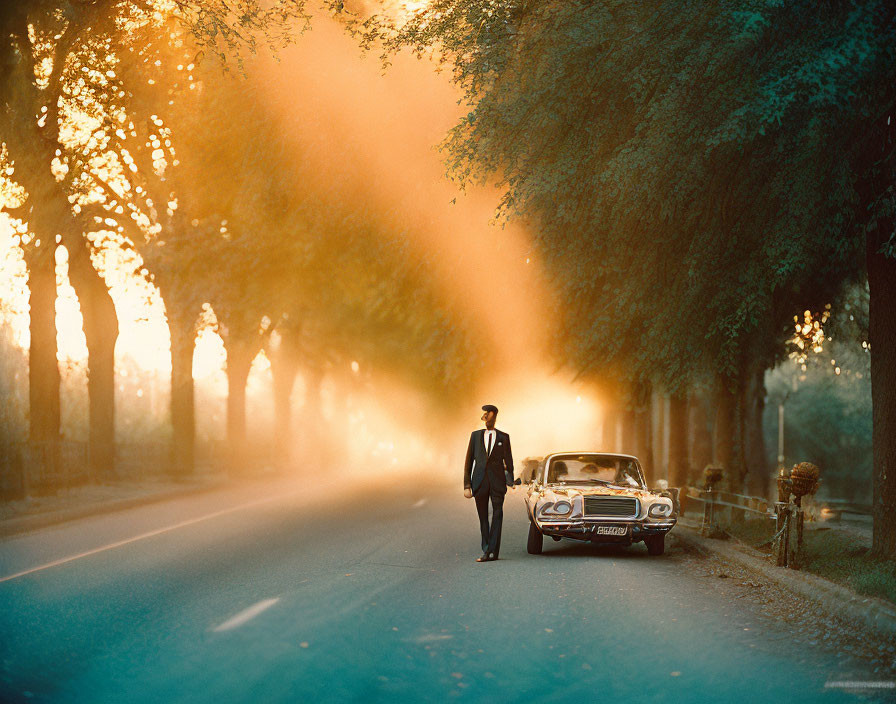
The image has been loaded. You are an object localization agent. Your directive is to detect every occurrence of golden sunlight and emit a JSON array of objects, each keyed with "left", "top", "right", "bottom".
[{"left": 0, "top": 216, "right": 229, "bottom": 382}]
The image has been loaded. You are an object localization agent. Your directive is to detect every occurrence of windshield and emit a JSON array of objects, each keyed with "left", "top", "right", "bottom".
[{"left": 543, "top": 454, "right": 645, "bottom": 488}]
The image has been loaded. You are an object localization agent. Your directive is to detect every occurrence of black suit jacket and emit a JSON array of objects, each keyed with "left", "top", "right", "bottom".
[{"left": 464, "top": 429, "right": 514, "bottom": 495}]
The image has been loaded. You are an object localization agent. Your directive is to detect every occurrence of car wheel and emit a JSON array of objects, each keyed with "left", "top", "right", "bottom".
[
  {"left": 527, "top": 521, "right": 544, "bottom": 555},
  {"left": 644, "top": 534, "right": 665, "bottom": 556}
]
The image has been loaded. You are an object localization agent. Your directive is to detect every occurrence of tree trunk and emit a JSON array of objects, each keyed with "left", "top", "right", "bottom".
[
  {"left": 713, "top": 376, "right": 738, "bottom": 491},
  {"left": 269, "top": 329, "right": 301, "bottom": 469},
  {"left": 24, "top": 242, "right": 60, "bottom": 489},
  {"left": 273, "top": 363, "right": 299, "bottom": 466},
  {"left": 868, "top": 216, "right": 896, "bottom": 559},
  {"left": 301, "top": 363, "right": 327, "bottom": 461},
  {"left": 634, "top": 407, "right": 652, "bottom": 478},
  {"left": 742, "top": 363, "right": 769, "bottom": 498},
  {"left": 3, "top": 17, "right": 68, "bottom": 491},
  {"left": 224, "top": 337, "right": 257, "bottom": 475},
  {"left": 620, "top": 407, "right": 635, "bottom": 456},
  {"left": 168, "top": 313, "right": 196, "bottom": 477},
  {"left": 633, "top": 381, "right": 653, "bottom": 479},
  {"left": 65, "top": 234, "right": 118, "bottom": 482},
  {"left": 668, "top": 391, "right": 688, "bottom": 488},
  {"left": 304, "top": 363, "right": 324, "bottom": 416},
  {"left": 601, "top": 404, "right": 618, "bottom": 450},
  {"left": 688, "top": 390, "right": 713, "bottom": 485}
]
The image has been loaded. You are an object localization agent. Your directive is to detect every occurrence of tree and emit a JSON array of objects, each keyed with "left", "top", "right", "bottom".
[
  {"left": 1, "top": 0, "right": 311, "bottom": 482},
  {"left": 110, "top": 36, "right": 483, "bottom": 474},
  {"left": 352, "top": 0, "right": 896, "bottom": 553},
  {"left": 766, "top": 284, "right": 874, "bottom": 500}
]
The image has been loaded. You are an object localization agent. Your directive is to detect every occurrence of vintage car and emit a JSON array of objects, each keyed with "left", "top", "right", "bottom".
[{"left": 524, "top": 452, "right": 676, "bottom": 555}]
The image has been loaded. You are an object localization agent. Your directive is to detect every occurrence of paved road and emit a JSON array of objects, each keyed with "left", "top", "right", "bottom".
[{"left": 0, "top": 476, "right": 891, "bottom": 703}]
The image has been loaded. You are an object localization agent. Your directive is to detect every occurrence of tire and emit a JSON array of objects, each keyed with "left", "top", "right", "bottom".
[
  {"left": 644, "top": 534, "right": 665, "bottom": 556},
  {"left": 527, "top": 521, "right": 544, "bottom": 554}
]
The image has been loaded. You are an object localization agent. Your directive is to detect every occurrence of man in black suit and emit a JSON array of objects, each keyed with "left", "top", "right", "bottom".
[{"left": 463, "top": 404, "right": 514, "bottom": 562}]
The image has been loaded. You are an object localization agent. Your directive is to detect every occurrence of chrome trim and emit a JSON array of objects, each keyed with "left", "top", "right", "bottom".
[
  {"left": 535, "top": 517, "right": 677, "bottom": 528},
  {"left": 539, "top": 516, "right": 641, "bottom": 524},
  {"left": 538, "top": 503, "right": 572, "bottom": 518},
  {"left": 536, "top": 517, "right": 677, "bottom": 545},
  {"left": 583, "top": 496, "right": 640, "bottom": 519},
  {"left": 648, "top": 503, "right": 673, "bottom": 518},
  {"left": 542, "top": 500, "right": 572, "bottom": 517}
]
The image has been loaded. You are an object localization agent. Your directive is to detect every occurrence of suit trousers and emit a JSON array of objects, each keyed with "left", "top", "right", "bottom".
[{"left": 474, "top": 477, "right": 505, "bottom": 557}]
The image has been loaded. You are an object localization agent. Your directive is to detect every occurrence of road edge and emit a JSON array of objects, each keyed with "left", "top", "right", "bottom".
[
  {"left": 673, "top": 523, "right": 896, "bottom": 643},
  {"left": 0, "top": 478, "right": 232, "bottom": 538}
]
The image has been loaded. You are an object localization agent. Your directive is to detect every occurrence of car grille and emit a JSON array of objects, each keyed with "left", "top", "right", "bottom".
[{"left": 584, "top": 496, "right": 638, "bottom": 518}]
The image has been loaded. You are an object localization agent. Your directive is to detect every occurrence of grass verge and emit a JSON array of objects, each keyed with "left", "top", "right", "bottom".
[{"left": 720, "top": 518, "right": 896, "bottom": 605}]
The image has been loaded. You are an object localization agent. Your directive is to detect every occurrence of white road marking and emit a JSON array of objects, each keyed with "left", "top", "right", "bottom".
[
  {"left": 412, "top": 499, "right": 427, "bottom": 508},
  {"left": 411, "top": 633, "right": 453, "bottom": 643},
  {"left": 212, "top": 598, "right": 280, "bottom": 632},
  {"left": 0, "top": 492, "right": 295, "bottom": 584}
]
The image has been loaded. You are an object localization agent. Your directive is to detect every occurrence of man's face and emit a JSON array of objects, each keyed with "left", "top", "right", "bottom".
[{"left": 481, "top": 410, "right": 496, "bottom": 429}]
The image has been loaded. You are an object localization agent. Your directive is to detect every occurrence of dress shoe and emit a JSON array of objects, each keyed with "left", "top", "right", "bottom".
[{"left": 475, "top": 552, "right": 491, "bottom": 562}]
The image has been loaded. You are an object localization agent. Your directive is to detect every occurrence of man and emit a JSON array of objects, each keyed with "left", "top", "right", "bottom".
[{"left": 463, "top": 404, "right": 514, "bottom": 562}]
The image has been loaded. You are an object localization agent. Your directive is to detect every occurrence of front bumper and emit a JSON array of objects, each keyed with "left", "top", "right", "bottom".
[{"left": 536, "top": 518, "right": 676, "bottom": 543}]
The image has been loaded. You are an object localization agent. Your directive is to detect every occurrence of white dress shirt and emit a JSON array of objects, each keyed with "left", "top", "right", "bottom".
[{"left": 484, "top": 429, "right": 496, "bottom": 456}]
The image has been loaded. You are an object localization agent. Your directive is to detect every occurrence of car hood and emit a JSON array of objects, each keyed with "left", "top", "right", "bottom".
[{"left": 542, "top": 485, "right": 654, "bottom": 500}]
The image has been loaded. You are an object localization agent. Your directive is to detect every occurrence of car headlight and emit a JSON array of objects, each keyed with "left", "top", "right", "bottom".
[
  {"left": 648, "top": 502, "right": 672, "bottom": 518},
  {"left": 541, "top": 500, "right": 572, "bottom": 516}
]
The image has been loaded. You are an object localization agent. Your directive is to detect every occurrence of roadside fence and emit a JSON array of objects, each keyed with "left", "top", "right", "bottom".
[
  {"left": 681, "top": 461, "right": 824, "bottom": 570},
  {"left": 0, "top": 440, "right": 227, "bottom": 501},
  {"left": 682, "top": 486, "right": 773, "bottom": 527}
]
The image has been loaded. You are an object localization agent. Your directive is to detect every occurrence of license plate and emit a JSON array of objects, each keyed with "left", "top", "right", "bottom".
[{"left": 594, "top": 525, "right": 628, "bottom": 536}]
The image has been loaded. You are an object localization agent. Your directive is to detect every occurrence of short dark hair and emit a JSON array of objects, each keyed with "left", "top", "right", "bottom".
[{"left": 481, "top": 404, "right": 499, "bottom": 415}]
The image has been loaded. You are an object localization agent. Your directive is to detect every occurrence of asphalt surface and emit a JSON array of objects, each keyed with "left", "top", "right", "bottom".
[{"left": 0, "top": 475, "right": 892, "bottom": 703}]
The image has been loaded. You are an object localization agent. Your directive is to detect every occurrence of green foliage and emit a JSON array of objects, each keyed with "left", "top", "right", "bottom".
[
  {"left": 112, "top": 32, "right": 483, "bottom": 402},
  {"left": 353, "top": 0, "right": 894, "bottom": 397},
  {"left": 0, "top": 0, "right": 483, "bottom": 411},
  {"left": 764, "top": 333, "right": 872, "bottom": 501}
]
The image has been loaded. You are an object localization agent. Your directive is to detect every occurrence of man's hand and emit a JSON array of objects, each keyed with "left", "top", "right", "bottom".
[{"left": 463, "top": 487, "right": 473, "bottom": 499}]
